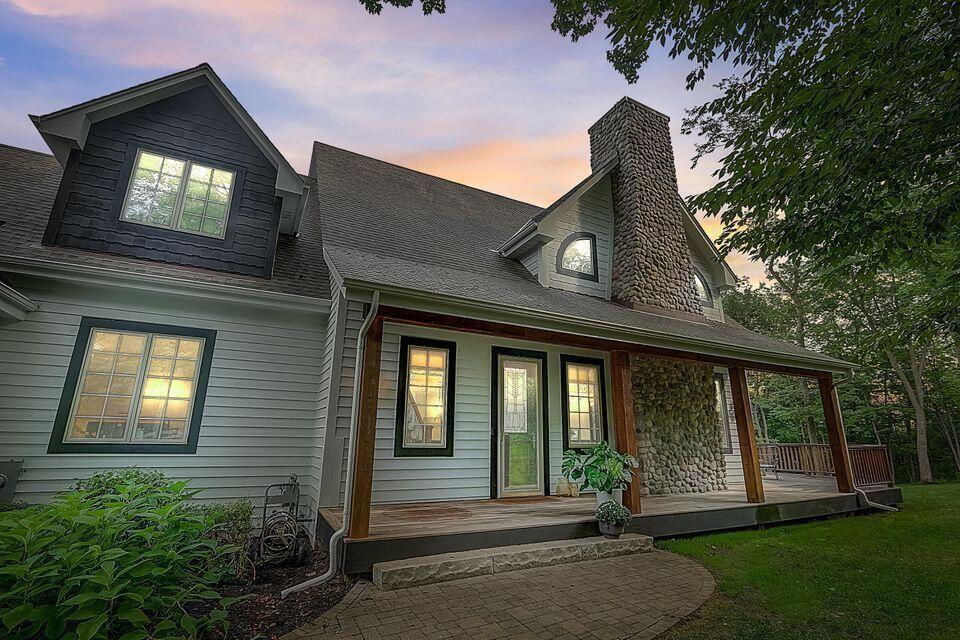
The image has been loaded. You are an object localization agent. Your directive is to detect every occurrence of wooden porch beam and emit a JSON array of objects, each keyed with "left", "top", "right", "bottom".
[
  {"left": 610, "top": 351, "right": 641, "bottom": 514},
  {"left": 347, "top": 315, "right": 384, "bottom": 539},
  {"left": 729, "top": 366, "right": 765, "bottom": 503},
  {"left": 819, "top": 375, "right": 855, "bottom": 493},
  {"left": 377, "top": 305, "right": 838, "bottom": 378}
]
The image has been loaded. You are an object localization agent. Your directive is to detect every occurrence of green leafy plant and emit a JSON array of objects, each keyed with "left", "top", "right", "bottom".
[
  {"left": 0, "top": 472, "right": 239, "bottom": 639},
  {"left": 189, "top": 499, "right": 255, "bottom": 580},
  {"left": 73, "top": 467, "right": 169, "bottom": 496},
  {"left": 595, "top": 499, "right": 631, "bottom": 526},
  {"left": 561, "top": 441, "right": 639, "bottom": 493}
]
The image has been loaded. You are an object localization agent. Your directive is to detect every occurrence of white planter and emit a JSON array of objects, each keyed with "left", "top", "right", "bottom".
[{"left": 595, "top": 489, "right": 623, "bottom": 507}]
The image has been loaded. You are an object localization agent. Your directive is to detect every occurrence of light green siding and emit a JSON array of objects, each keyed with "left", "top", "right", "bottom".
[
  {"left": 0, "top": 274, "right": 326, "bottom": 516},
  {"left": 540, "top": 176, "right": 614, "bottom": 299},
  {"left": 366, "top": 323, "right": 614, "bottom": 505}
]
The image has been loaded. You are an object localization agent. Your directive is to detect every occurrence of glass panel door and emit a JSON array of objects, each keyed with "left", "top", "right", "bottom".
[{"left": 498, "top": 356, "right": 544, "bottom": 496}]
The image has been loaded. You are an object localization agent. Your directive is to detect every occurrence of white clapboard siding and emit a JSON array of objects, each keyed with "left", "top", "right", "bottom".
[
  {"left": 519, "top": 248, "right": 539, "bottom": 279},
  {"left": 329, "top": 322, "right": 614, "bottom": 505},
  {"left": 540, "top": 177, "right": 613, "bottom": 299},
  {"left": 0, "top": 274, "right": 327, "bottom": 518},
  {"left": 305, "top": 291, "right": 342, "bottom": 515}
]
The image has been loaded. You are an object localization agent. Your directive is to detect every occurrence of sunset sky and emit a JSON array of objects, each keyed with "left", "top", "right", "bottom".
[{"left": 0, "top": 0, "right": 764, "bottom": 283}]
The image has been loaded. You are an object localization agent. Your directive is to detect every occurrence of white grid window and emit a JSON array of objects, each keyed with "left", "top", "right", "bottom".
[
  {"left": 561, "top": 238, "right": 594, "bottom": 274},
  {"left": 565, "top": 362, "right": 602, "bottom": 446},
  {"left": 403, "top": 346, "right": 448, "bottom": 447},
  {"left": 66, "top": 328, "right": 205, "bottom": 444},
  {"left": 121, "top": 149, "right": 234, "bottom": 239}
]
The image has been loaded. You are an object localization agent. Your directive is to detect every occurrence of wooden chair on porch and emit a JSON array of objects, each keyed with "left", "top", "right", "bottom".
[{"left": 757, "top": 444, "right": 780, "bottom": 480}]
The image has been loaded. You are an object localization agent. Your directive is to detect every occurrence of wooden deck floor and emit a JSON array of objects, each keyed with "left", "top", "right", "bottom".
[{"left": 322, "top": 474, "right": 843, "bottom": 542}]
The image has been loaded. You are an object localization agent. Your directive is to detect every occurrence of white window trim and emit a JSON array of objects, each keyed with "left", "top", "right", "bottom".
[
  {"left": 63, "top": 330, "right": 204, "bottom": 446},
  {"left": 402, "top": 344, "right": 449, "bottom": 449},
  {"left": 119, "top": 148, "right": 235, "bottom": 240}
]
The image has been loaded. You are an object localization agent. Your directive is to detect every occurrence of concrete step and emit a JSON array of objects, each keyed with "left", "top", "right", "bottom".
[{"left": 372, "top": 534, "right": 653, "bottom": 590}]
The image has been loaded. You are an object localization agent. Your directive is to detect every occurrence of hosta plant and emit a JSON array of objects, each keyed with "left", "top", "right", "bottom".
[{"left": 0, "top": 473, "right": 238, "bottom": 639}]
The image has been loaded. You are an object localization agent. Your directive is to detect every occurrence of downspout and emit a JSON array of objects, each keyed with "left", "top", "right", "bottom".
[
  {"left": 833, "top": 369, "right": 899, "bottom": 513},
  {"left": 282, "top": 290, "right": 381, "bottom": 597}
]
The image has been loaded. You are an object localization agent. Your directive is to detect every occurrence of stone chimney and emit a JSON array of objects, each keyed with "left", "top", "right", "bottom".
[{"left": 589, "top": 97, "right": 701, "bottom": 315}]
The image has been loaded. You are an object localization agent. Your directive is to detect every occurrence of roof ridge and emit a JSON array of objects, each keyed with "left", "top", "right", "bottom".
[
  {"left": 311, "top": 140, "right": 542, "bottom": 211},
  {"left": 0, "top": 143, "right": 55, "bottom": 159}
]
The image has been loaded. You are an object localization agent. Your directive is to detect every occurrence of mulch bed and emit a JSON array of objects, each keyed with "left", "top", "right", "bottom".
[{"left": 211, "top": 547, "right": 350, "bottom": 640}]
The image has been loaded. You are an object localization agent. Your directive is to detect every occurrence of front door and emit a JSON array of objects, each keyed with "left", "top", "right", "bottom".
[{"left": 495, "top": 351, "right": 546, "bottom": 497}]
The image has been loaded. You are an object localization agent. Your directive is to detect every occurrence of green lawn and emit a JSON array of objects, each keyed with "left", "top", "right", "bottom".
[{"left": 660, "top": 483, "right": 960, "bottom": 640}]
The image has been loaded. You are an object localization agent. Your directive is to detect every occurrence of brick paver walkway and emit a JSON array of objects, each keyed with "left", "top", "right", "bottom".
[{"left": 284, "top": 550, "right": 714, "bottom": 640}]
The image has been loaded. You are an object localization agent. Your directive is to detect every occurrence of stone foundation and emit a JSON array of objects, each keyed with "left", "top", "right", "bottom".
[{"left": 632, "top": 357, "right": 727, "bottom": 495}]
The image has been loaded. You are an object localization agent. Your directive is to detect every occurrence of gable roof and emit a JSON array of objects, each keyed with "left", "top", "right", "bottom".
[
  {"left": 311, "top": 143, "right": 852, "bottom": 373},
  {"left": 0, "top": 143, "right": 330, "bottom": 301},
  {"left": 29, "top": 63, "right": 309, "bottom": 235},
  {"left": 498, "top": 159, "right": 617, "bottom": 258}
]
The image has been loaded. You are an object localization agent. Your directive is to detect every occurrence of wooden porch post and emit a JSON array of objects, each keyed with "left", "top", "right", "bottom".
[
  {"left": 818, "top": 374, "right": 855, "bottom": 493},
  {"left": 347, "top": 315, "right": 384, "bottom": 539},
  {"left": 610, "top": 351, "right": 641, "bottom": 514},
  {"left": 729, "top": 366, "right": 765, "bottom": 503}
]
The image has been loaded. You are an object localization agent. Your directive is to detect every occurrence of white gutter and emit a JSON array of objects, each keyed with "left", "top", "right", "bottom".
[
  {"left": 0, "top": 280, "right": 39, "bottom": 321},
  {"left": 0, "top": 255, "right": 330, "bottom": 314},
  {"left": 282, "top": 290, "right": 381, "bottom": 597}
]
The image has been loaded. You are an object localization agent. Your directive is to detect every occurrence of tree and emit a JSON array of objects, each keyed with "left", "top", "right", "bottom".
[{"left": 363, "top": 0, "right": 960, "bottom": 279}]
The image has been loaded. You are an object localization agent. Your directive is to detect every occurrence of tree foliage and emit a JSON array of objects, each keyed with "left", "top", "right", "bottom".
[
  {"left": 725, "top": 260, "right": 960, "bottom": 483},
  {"left": 363, "top": 0, "right": 960, "bottom": 279}
]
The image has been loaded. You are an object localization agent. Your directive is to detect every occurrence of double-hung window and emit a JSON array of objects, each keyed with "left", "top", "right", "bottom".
[
  {"left": 120, "top": 149, "right": 235, "bottom": 239},
  {"left": 49, "top": 318, "right": 216, "bottom": 453},
  {"left": 394, "top": 336, "right": 456, "bottom": 457},
  {"left": 561, "top": 355, "right": 607, "bottom": 450}
]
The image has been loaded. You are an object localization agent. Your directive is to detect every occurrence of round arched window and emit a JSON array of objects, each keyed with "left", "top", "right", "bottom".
[
  {"left": 693, "top": 271, "right": 711, "bottom": 304},
  {"left": 556, "top": 232, "right": 598, "bottom": 281}
]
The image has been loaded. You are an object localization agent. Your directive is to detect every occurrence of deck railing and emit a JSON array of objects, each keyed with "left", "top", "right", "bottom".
[{"left": 756, "top": 443, "right": 895, "bottom": 487}]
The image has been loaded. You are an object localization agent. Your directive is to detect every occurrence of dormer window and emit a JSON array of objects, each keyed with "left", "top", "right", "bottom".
[
  {"left": 121, "top": 149, "right": 234, "bottom": 239},
  {"left": 693, "top": 270, "right": 712, "bottom": 305},
  {"left": 557, "top": 232, "right": 598, "bottom": 281}
]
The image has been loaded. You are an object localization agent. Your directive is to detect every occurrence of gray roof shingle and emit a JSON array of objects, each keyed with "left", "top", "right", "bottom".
[
  {"left": 312, "top": 143, "right": 853, "bottom": 370},
  {"left": 0, "top": 143, "right": 330, "bottom": 299}
]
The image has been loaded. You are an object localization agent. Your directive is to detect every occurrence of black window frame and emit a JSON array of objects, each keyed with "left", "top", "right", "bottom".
[
  {"left": 560, "top": 354, "right": 609, "bottom": 451},
  {"left": 48, "top": 317, "right": 216, "bottom": 454},
  {"left": 394, "top": 336, "right": 457, "bottom": 458},
  {"left": 715, "top": 373, "right": 733, "bottom": 454},
  {"left": 556, "top": 232, "right": 599, "bottom": 282},
  {"left": 490, "top": 346, "right": 551, "bottom": 498}
]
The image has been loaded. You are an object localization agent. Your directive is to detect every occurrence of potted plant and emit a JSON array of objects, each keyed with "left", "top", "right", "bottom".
[
  {"left": 595, "top": 499, "right": 631, "bottom": 538},
  {"left": 560, "top": 441, "right": 639, "bottom": 506}
]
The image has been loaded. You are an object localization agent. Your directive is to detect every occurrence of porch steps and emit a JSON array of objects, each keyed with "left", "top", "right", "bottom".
[{"left": 372, "top": 534, "right": 653, "bottom": 590}]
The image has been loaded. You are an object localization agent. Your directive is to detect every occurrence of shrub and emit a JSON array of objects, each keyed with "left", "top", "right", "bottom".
[
  {"left": 595, "top": 499, "right": 632, "bottom": 526},
  {"left": 73, "top": 467, "right": 169, "bottom": 496},
  {"left": 189, "top": 499, "right": 255, "bottom": 580},
  {"left": 0, "top": 475, "right": 238, "bottom": 639}
]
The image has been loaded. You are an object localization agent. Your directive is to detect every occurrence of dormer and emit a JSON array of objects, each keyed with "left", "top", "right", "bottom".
[
  {"left": 30, "top": 64, "right": 307, "bottom": 278},
  {"left": 498, "top": 160, "right": 617, "bottom": 299},
  {"left": 500, "top": 97, "right": 737, "bottom": 317}
]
